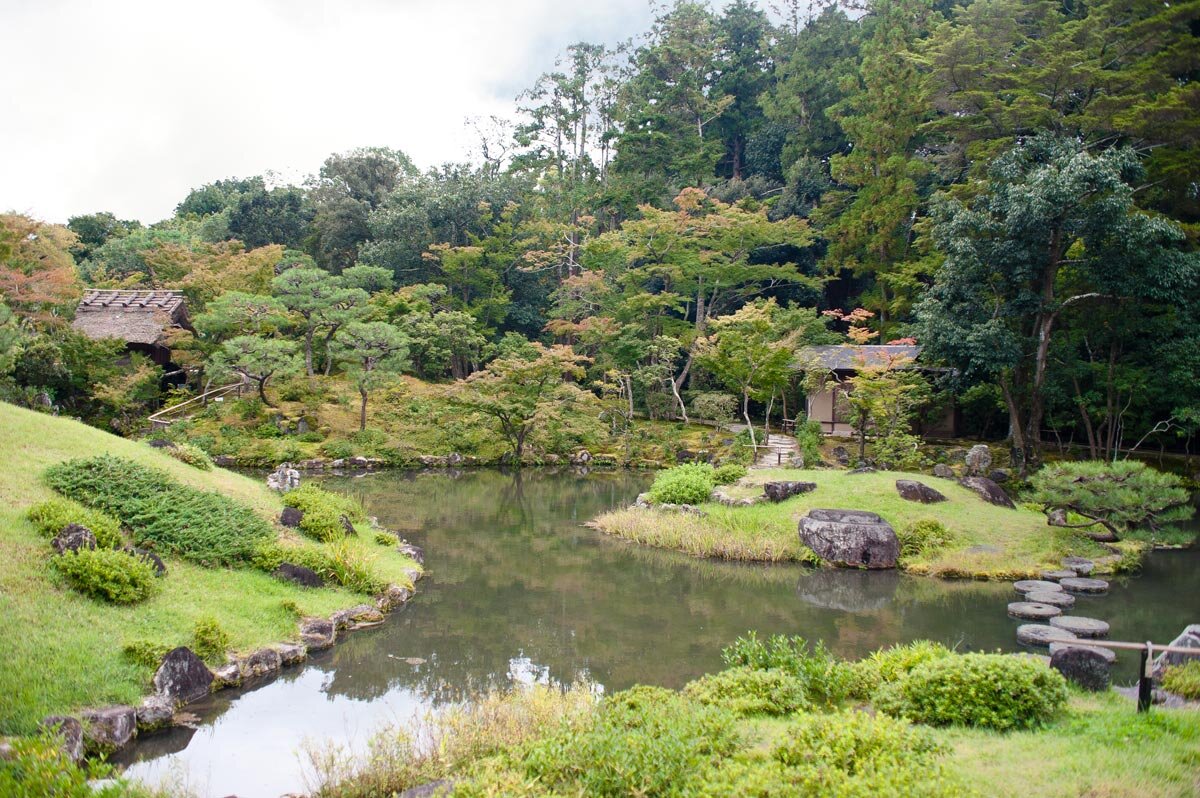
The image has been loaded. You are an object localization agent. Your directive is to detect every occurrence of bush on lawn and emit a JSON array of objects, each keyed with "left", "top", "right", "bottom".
[
  {"left": 648, "top": 463, "right": 715, "bottom": 505},
  {"left": 684, "top": 667, "right": 809, "bottom": 716},
  {"left": 54, "top": 548, "right": 158, "bottom": 604},
  {"left": 26, "top": 497, "right": 123, "bottom": 549}
]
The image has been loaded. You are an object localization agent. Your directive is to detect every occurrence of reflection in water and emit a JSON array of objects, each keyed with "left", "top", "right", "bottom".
[{"left": 119, "top": 468, "right": 1200, "bottom": 798}]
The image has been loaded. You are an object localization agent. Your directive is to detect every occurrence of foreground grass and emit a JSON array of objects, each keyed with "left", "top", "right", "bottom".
[
  {"left": 594, "top": 467, "right": 1112, "bottom": 577},
  {"left": 0, "top": 401, "right": 417, "bottom": 735}
]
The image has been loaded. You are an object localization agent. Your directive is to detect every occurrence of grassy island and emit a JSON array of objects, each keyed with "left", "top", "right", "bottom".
[
  {"left": 593, "top": 467, "right": 1128, "bottom": 579},
  {"left": 0, "top": 402, "right": 420, "bottom": 736}
]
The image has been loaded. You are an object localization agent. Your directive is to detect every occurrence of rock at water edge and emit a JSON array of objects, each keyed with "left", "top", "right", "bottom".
[
  {"left": 300, "top": 618, "right": 336, "bottom": 650},
  {"left": 798, "top": 509, "right": 899, "bottom": 569},
  {"left": 1152, "top": 624, "right": 1200, "bottom": 679},
  {"left": 153, "top": 647, "right": 214, "bottom": 705},
  {"left": 80, "top": 706, "right": 137, "bottom": 753},
  {"left": 40, "top": 716, "right": 84, "bottom": 762}
]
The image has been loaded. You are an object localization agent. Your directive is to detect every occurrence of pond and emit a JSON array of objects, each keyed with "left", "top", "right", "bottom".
[{"left": 118, "top": 468, "right": 1200, "bottom": 797}]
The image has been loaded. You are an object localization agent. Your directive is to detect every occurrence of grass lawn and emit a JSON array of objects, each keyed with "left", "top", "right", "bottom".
[
  {"left": 0, "top": 401, "right": 418, "bottom": 736},
  {"left": 593, "top": 467, "right": 1117, "bottom": 577}
]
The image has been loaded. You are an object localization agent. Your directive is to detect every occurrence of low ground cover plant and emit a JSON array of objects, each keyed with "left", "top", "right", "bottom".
[
  {"left": 874, "top": 652, "right": 1068, "bottom": 730},
  {"left": 647, "top": 463, "right": 716, "bottom": 505},
  {"left": 166, "top": 442, "right": 214, "bottom": 471},
  {"left": 26, "top": 498, "right": 123, "bottom": 549},
  {"left": 53, "top": 547, "right": 158, "bottom": 604},
  {"left": 44, "top": 455, "right": 274, "bottom": 566},
  {"left": 1161, "top": 661, "right": 1200, "bottom": 700},
  {"left": 683, "top": 666, "right": 809, "bottom": 716}
]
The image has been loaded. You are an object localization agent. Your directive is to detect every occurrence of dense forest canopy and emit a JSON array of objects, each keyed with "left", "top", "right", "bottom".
[{"left": 2, "top": 0, "right": 1198, "bottom": 468}]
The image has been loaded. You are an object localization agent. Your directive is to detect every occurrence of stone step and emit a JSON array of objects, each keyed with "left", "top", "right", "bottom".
[
  {"left": 1013, "top": 579, "right": 1065, "bottom": 595},
  {"left": 1059, "top": 577, "right": 1109, "bottom": 594},
  {"left": 1049, "top": 616, "right": 1110, "bottom": 638},
  {"left": 1017, "top": 624, "right": 1078, "bottom": 647},
  {"left": 1008, "top": 602, "right": 1063, "bottom": 620}
]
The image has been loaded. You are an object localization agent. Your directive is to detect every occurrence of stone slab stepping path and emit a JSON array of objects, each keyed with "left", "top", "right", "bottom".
[
  {"left": 1008, "top": 602, "right": 1063, "bottom": 620},
  {"left": 1049, "top": 642, "right": 1116, "bottom": 664},
  {"left": 1062, "top": 557, "right": 1095, "bottom": 576},
  {"left": 1039, "top": 569, "right": 1077, "bottom": 582},
  {"left": 1017, "top": 624, "right": 1078, "bottom": 647},
  {"left": 1013, "top": 579, "right": 1065, "bottom": 595},
  {"left": 1025, "top": 590, "right": 1075, "bottom": 608},
  {"left": 1049, "top": 616, "right": 1110, "bottom": 638},
  {"left": 1059, "top": 577, "right": 1109, "bottom": 594}
]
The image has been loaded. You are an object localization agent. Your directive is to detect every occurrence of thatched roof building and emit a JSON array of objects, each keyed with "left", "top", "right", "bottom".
[{"left": 72, "top": 290, "right": 194, "bottom": 366}]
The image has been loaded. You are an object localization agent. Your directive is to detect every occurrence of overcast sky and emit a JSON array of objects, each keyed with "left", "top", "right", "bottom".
[{"left": 0, "top": 0, "right": 661, "bottom": 225}]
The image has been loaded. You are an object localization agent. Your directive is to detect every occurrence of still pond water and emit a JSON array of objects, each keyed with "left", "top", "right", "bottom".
[{"left": 119, "top": 468, "right": 1200, "bottom": 797}]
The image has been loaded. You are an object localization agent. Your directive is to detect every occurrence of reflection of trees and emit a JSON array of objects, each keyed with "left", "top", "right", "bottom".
[{"left": 307, "top": 470, "right": 1199, "bottom": 702}]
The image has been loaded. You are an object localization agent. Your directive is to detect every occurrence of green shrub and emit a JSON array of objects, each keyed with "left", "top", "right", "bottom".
[
  {"left": 722, "top": 633, "right": 855, "bottom": 706},
  {"left": 283, "top": 484, "right": 366, "bottom": 523},
  {"left": 795, "top": 419, "right": 823, "bottom": 467},
  {"left": 166, "top": 442, "right": 214, "bottom": 471},
  {"left": 192, "top": 616, "right": 231, "bottom": 664},
  {"left": 874, "top": 652, "right": 1068, "bottom": 730},
  {"left": 122, "top": 639, "right": 171, "bottom": 668},
  {"left": 321, "top": 440, "right": 356, "bottom": 460},
  {"left": 53, "top": 548, "right": 157, "bottom": 604},
  {"left": 44, "top": 455, "right": 274, "bottom": 567},
  {"left": 298, "top": 431, "right": 325, "bottom": 443},
  {"left": 26, "top": 497, "right": 123, "bottom": 549},
  {"left": 684, "top": 667, "right": 809, "bottom": 716},
  {"left": 299, "top": 504, "right": 348, "bottom": 543},
  {"left": 774, "top": 710, "right": 944, "bottom": 774},
  {"left": 374, "top": 531, "right": 399, "bottom": 547},
  {"left": 1162, "top": 661, "right": 1200, "bottom": 700},
  {"left": 712, "top": 463, "right": 748, "bottom": 486},
  {"left": 849, "top": 641, "right": 954, "bottom": 698},
  {"left": 521, "top": 685, "right": 741, "bottom": 797},
  {"left": 0, "top": 733, "right": 127, "bottom": 798},
  {"left": 897, "top": 519, "right": 956, "bottom": 559},
  {"left": 648, "top": 463, "right": 715, "bottom": 505}
]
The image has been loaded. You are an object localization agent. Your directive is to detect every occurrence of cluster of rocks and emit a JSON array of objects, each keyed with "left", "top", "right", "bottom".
[
  {"left": 763, "top": 481, "right": 816, "bottom": 503},
  {"left": 930, "top": 444, "right": 1011, "bottom": 485},
  {"left": 37, "top": 570, "right": 423, "bottom": 763},
  {"left": 710, "top": 488, "right": 764, "bottom": 508}
]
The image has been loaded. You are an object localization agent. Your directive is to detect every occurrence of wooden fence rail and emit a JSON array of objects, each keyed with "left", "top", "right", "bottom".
[{"left": 147, "top": 381, "right": 245, "bottom": 430}]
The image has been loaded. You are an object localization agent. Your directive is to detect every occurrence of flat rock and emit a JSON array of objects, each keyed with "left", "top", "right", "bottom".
[
  {"left": 1017, "top": 624, "right": 1079, "bottom": 647},
  {"left": 1059, "top": 577, "right": 1109, "bottom": 594},
  {"left": 276, "top": 643, "right": 307, "bottom": 666},
  {"left": 1025, "top": 590, "right": 1075, "bottom": 608},
  {"left": 763, "top": 481, "right": 816, "bottom": 502},
  {"left": 331, "top": 604, "right": 384, "bottom": 630},
  {"left": 153, "top": 647, "right": 213, "bottom": 705},
  {"left": 959, "top": 476, "right": 1015, "bottom": 508},
  {"left": 239, "top": 648, "right": 283, "bottom": 680},
  {"left": 273, "top": 562, "right": 323, "bottom": 588},
  {"left": 1039, "top": 569, "right": 1077, "bottom": 582},
  {"left": 895, "top": 480, "right": 946, "bottom": 504},
  {"left": 136, "top": 695, "right": 175, "bottom": 732},
  {"left": 1152, "top": 624, "right": 1200, "bottom": 678},
  {"left": 300, "top": 617, "right": 336, "bottom": 650},
  {"left": 40, "top": 716, "right": 84, "bottom": 762},
  {"left": 1008, "top": 602, "right": 1063, "bottom": 620},
  {"left": 279, "top": 507, "right": 304, "bottom": 528},
  {"left": 798, "top": 509, "right": 899, "bottom": 569},
  {"left": 1013, "top": 580, "right": 1064, "bottom": 595},
  {"left": 80, "top": 705, "right": 136, "bottom": 753},
  {"left": 1050, "top": 615, "right": 1110, "bottom": 638},
  {"left": 932, "top": 463, "right": 956, "bottom": 479},
  {"left": 52, "top": 524, "right": 96, "bottom": 554},
  {"left": 1062, "top": 556, "right": 1095, "bottom": 576},
  {"left": 1050, "top": 645, "right": 1114, "bottom": 691}
]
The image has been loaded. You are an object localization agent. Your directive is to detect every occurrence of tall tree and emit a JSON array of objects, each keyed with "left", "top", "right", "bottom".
[
  {"left": 271, "top": 267, "right": 367, "bottom": 375},
  {"left": 332, "top": 321, "right": 410, "bottom": 431},
  {"left": 209, "top": 336, "right": 300, "bottom": 407},
  {"left": 0, "top": 214, "right": 80, "bottom": 318}
]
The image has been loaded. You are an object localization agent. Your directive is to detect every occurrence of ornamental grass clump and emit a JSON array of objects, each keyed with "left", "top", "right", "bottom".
[
  {"left": 53, "top": 548, "right": 158, "bottom": 604},
  {"left": 711, "top": 463, "right": 748, "bottom": 486},
  {"left": 683, "top": 666, "right": 809, "bottom": 716},
  {"left": 874, "top": 652, "right": 1068, "bottom": 730},
  {"left": 1162, "top": 661, "right": 1200, "bottom": 700},
  {"left": 897, "top": 519, "right": 956, "bottom": 560},
  {"left": 253, "top": 539, "right": 384, "bottom": 595},
  {"left": 26, "top": 497, "right": 123, "bottom": 549},
  {"left": 722, "top": 632, "right": 855, "bottom": 706},
  {"left": 193, "top": 616, "right": 231, "bottom": 664},
  {"left": 44, "top": 455, "right": 274, "bottom": 567},
  {"left": 648, "top": 463, "right": 716, "bottom": 505}
]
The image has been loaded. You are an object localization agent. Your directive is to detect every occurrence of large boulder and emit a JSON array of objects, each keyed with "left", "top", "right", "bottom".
[
  {"left": 51, "top": 524, "right": 96, "bottom": 554},
  {"left": 895, "top": 480, "right": 946, "bottom": 504},
  {"left": 958, "top": 476, "right": 1016, "bottom": 508},
  {"left": 1050, "top": 644, "right": 1115, "bottom": 691},
  {"left": 931, "top": 463, "right": 956, "bottom": 479},
  {"left": 1152, "top": 624, "right": 1200, "bottom": 679},
  {"left": 763, "top": 481, "right": 816, "bottom": 502},
  {"left": 40, "top": 716, "right": 84, "bottom": 762},
  {"left": 80, "top": 706, "right": 137, "bottom": 753},
  {"left": 964, "top": 444, "right": 992, "bottom": 476},
  {"left": 153, "top": 647, "right": 214, "bottom": 705},
  {"left": 798, "top": 509, "right": 899, "bottom": 569},
  {"left": 273, "top": 562, "right": 323, "bottom": 588}
]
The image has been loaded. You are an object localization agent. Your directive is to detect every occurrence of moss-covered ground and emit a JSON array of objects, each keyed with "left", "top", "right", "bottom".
[
  {"left": 593, "top": 467, "right": 1124, "bottom": 577},
  {"left": 0, "top": 401, "right": 419, "bottom": 735}
]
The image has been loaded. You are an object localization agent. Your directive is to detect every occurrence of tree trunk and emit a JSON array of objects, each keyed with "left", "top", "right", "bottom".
[
  {"left": 743, "top": 389, "right": 757, "bottom": 452},
  {"left": 258, "top": 378, "right": 275, "bottom": 408},
  {"left": 359, "top": 386, "right": 368, "bottom": 432},
  {"left": 669, "top": 378, "right": 689, "bottom": 424},
  {"left": 304, "top": 327, "right": 315, "bottom": 377}
]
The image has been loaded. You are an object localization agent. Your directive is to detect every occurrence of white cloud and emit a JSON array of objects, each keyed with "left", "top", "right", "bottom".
[{"left": 0, "top": 0, "right": 654, "bottom": 224}]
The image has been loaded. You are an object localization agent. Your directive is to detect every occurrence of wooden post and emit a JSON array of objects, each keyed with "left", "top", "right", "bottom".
[{"left": 1137, "top": 643, "right": 1153, "bottom": 712}]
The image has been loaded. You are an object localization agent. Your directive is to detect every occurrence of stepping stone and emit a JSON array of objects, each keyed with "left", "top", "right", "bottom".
[
  {"left": 1062, "top": 556, "right": 1095, "bottom": 576},
  {"left": 1013, "top": 579, "right": 1065, "bottom": 595},
  {"left": 1039, "top": 569, "right": 1077, "bottom": 582},
  {"left": 1025, "top": 590, "right": 1075, "bottom": 608},
  {"left": 1049, "top": 615, "right": 1110, "bottom": 638},
  {"left": 1017, "top": 624, "right": 1078, "bottom": 647},
  {"left": 1008, "top": 601, "right": 1063, "bottom": 620},
  {"left": 1059, "top": 577, "right": 1109, "bottom": 594}
]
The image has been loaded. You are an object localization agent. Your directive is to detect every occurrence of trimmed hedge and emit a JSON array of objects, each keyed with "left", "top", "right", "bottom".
[
  {"left": 26, "top": 498, "right": 123, "bottom": 549},
  {"left": 44, "top": 455, "right": 274, "bottom": 567},
  {"left": 54, "top": 548, "right": 157, "bottom": 604}
]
